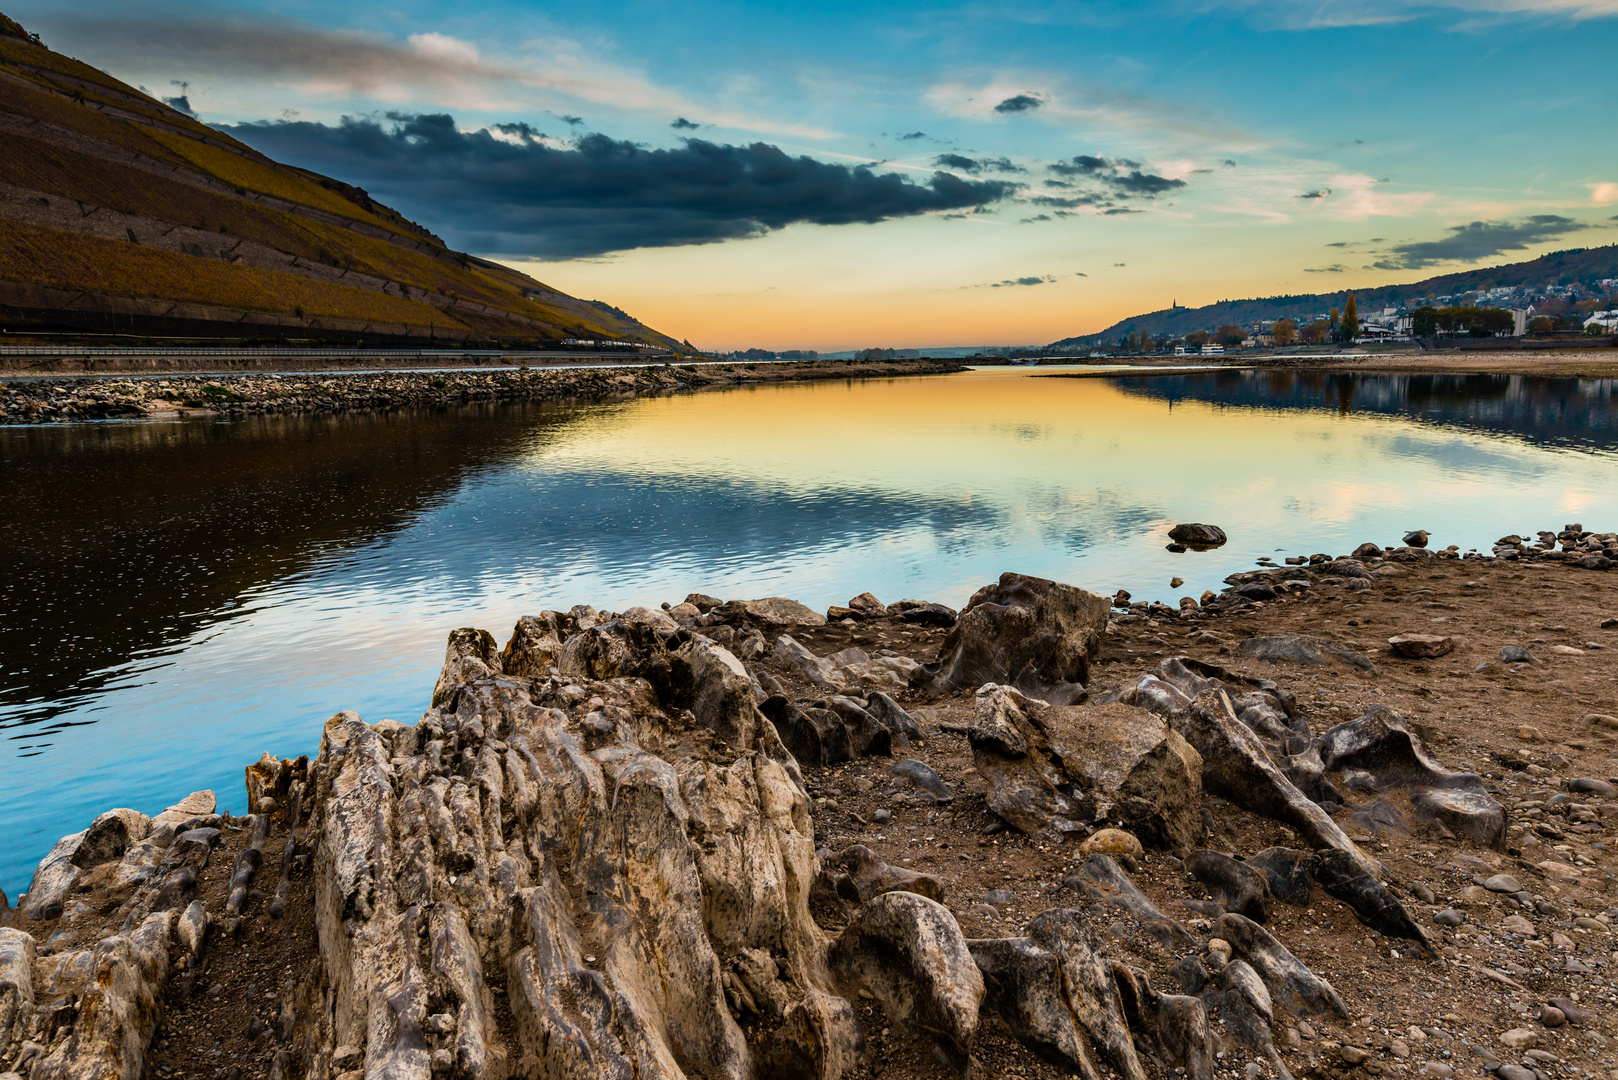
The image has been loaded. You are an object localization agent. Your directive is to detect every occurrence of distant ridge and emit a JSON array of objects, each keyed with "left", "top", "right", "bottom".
[
  {"left": 0, "top": 14, "right": 682, "bottom": 347},
  {"left": 1050, "top": 245, "right": 1618, "bottom": 347}
]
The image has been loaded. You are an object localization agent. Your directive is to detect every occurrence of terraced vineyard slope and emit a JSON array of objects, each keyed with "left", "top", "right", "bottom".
[{"left": 0, "top": 14, "right": 682, "bottom": 347}]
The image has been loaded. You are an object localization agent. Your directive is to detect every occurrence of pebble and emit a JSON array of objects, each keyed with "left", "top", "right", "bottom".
[
  {"left": 1170, "top": 577, "right": 1184, "bottom": 588},
  {"left": 1080, "top": 828, "right": 1143, "bottom": 858},
  {"left": 1539, "top": 1006, "right": 1566, "bottom": 1028},
  {"left": 1422, "top": 1062, "right": 1453, "bottom": 1078},
  {"left": 1516, "top": 724, "right": 1546, "bottom": 742},
  {"left": 1390, "top": 1038, "right": 1411, "bottom": 1059},
  {"left": 1412, "top": 882, "right": 1436, "bottom": 903},
  {"left": 1502, "top": 913, "right": 1537, "bottom": 936},
  {"left": 1495, "top": 1066, "right": 1536, "bottom": 1080},
  {"left": 1499, "top": 1029, "right": 1539, "bottom": 1050},
  {"left": 871, "top": 809, "right": 892, "bottom": 825},
  {"left": 1547, "top": 997, "right": 1586, "bottom": 1025},
  {"left": 1434, "top": 908, "right": 1465, "bottom": 926},
  {"left": 1570, "top": 778, "right": 1618, "bottom": 798},
  {"left": 981, "top": 889, "right": 1013, "bottom": 907},
  {"left": 1500, "top": 645, "right": 1539, "bottom": 664},
  {"left": 1485, "top": 874, "right": 1526, "bottom": 893},
  {"left": 1341, "top": 1046, "right": 1374, "bottom": 1065}
]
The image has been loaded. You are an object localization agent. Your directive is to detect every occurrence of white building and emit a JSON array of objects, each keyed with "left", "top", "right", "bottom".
[{"left": 1585, "top": 311, "right": 1618, "bottom": 333}]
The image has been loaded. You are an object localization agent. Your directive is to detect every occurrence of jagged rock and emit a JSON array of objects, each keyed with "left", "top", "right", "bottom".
[
  {"left": 0, "top": 928, "right": 36, "bottom": 1045},
  {"left": 1168, "top": 524, "right": 1227, "bottom": 548},
  {"left": 1070, "top": 855, "right": 1192, "bottom": 948},
  {"left": 745, "top": 597, "right": 828, "bottom": 628},
  {"left": 498, "top": 612, "right": 568, "bottom": 676},
  {"left": 831, "top": 845, "right": 944, "bottom": 903},
  {"left": 865, "top": 692, "right": 922, "bottom": 742},
  {"left": 1237, "top": 635, "right": 1377, "bottom": 672},
  {"left": 18, "top": 831, "right": 86, "bottom": 921},
  {"left": 1185, "top": 850, "right": 1269, "bottom": 922},
  {"left": 775, "top": 634, "right": 845, "bottom": 692},
  {"left": 968, "top": 687, "right": 1202, "bottom": 846},
  {"left": 916, "top": 572, "right": 1110, "bottom": 702},
  {"left": 829, "top": 892, "right": 984, "bottom": 1072},
  {"left": 762, "top": 696, "right": 853, "bottom": 768},
  {"left": 72, "top": 809, "right": 151, "bottom": 869},
  {"left": 1216, "top": 914, "right": 1347, "bottom": 1019},
  {"left": 826, "top": 696, "right": 894, "bottom": 756},
  {"left": 1245, "top": 848, "right": 1314, "bottom": 906},
  {"left": 848, "top": 593, "right": 887, "bottom": 617},
  {"left": 431, "top": 627, "right": 502, "bottom": 705},
  {"left": 558, "top": 613, "right": 668, "bottom": 682},
  {"left": 1312, "top": 851, "right": 1434, "bottom": 951},
  {"left": 1175, "top": 690, "right": 1384, "bottom": 883},
  {"left": 686, "top": 592, "right": 723, "bottom": 613},
  {"left": 1412, "top": 789, "right": 1506, "bottom": 847},
  {"left": 897, "top": 603, "right": 957, "bottom": 627},
  {"left": 673, "top": 635, "right": 768, "bottom": 748},
  {"left": 970, "top": 909, "right": 1150, "bottom": 1080},
  {"left": 1108, "top": 964, "right": 1214, "bottom": 1080}
]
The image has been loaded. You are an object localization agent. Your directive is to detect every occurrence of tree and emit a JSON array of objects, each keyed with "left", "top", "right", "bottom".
[
  {"left": 1272, "top": 319, "right": 1297, "bottom": 345},
  {"left": 1301, "top": 320, "right": 1330, "bottom": 344},
  {"left": 1411, "top": 306, "right": 1438, "bottom": 336},
  {"left": 1329, "top": 307, "right": 1340, "bottom": 328},
  {"left": 1185, "top": 329, "right": 1210, "bottom": 347},
  {"left": 1585, "top": 322, "right": 1608, "bottom": 336},
  {"left": 1527, "top": 316, "right": 1554, "bottom": 336},
  {"left": 1217, "top": 323, "right": 1246, "bottom": 346},
  {"left": 1340, "top": 293, "right": 1358, "bottom": 343}
]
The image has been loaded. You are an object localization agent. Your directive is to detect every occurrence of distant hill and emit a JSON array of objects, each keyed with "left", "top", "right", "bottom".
[
  {"left": 1051, "top": 245, "right": 1618, "bottom": 347},
  {"left": 0, "top": 15, "right": 681, "bottom": 347}
]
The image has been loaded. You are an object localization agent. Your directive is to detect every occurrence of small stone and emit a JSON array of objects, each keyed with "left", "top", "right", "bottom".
[
  {"left": 1341, "top": 1046, "right": 1375, "bottom": 1065},
  {"left": 1389, "top": 633, "right": 1453, "bottom": 659},
  {"left": 1499, "top": 645, "right": 1539, "bottom": 664},
  {"left": 1412, "top": 882, "right": 1436, "bottom": 903},
  {"left": 1404, "top": 530, "right": 1430, "bottom": 548},
  {"left": 1495, "top": 1066, "right": 1535, "bottom": 1080},
  {"left": 1390, "top": 1039, "right": 1411, "bottom": 1059},
  {"left": 1298, "top": 1021, "right": 1317, "bottom": 1040},
  {"left": 1422, "top": 1062, "right": 1453, "bottom": 1078},
  {"left": 1499, "top": 1028, "right": 1539, "bottom": 1050},
  {"left": 1540, "top": 1006, "right": 1566, "bottom": 1028},
  {"left": 1434, "top": 908, "right": 1464, "bottom": 927},
  {"left": 1485, "top": 874, "right": 1525, "bottom": 893},
  {"left": 1170, "top": 577, "right": 1184, "bottom": 588},
  {"left": 871, "top": 809, "right": 892, "bottom": 825},
  {"left": 1570, "top": 778, "right": 1618, "bottom": 798},
  {"left": 1516, "top": 725, "right": 1546, "bottom": 742},
  {"left": 1501, "top": 914, "right": 1537, "bottom": 936},
  {"left": 1080, "top": 828, "right": 1143, "bottom": 859},
  {"left": 1546, "top": 997, "right": 1586, "bottom": 1025},
  {"left": 981, "top": 889, "right": 1013, "bottom": 907}
]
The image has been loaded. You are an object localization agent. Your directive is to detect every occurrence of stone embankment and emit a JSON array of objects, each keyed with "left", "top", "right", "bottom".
[
  {"left": 0, "top": 359, "right": 965, "bottom": 425},
  {"left": 5, "top": 533, "right": 1618, "bottom": 1080}
]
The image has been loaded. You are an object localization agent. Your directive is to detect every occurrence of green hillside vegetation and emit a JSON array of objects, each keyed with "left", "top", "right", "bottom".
[
  {"left": 0, "top": 21, "right": 681, "bottom": 347},
  {"left": 1053, "top": 245, "right": 1618, "bottom": 347}
]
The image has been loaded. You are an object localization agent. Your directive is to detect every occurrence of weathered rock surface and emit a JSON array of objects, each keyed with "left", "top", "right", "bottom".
[
  {"left": 1238, "top": 634, "right": 1377, "bottom": 672},
  {"left": 1387, "top": 632, "right": 1454, "bottom": 658},
  {"left": 968, "top": 686, "right": 1202, "bottom": 846},
  {"left": 1168, "top": 523, "right": 1228, "bottom": 548},
  {"left": 916, "top": 572, "right": 1110, "bottom": 702}
]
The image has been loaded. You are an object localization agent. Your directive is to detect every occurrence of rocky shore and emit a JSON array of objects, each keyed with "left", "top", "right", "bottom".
[
  {"left": 5, "top": 531, "right": 1618, "bottom": 1080},
  {"left": 0, "top": 359, "right": 966, "bottom": 425}
]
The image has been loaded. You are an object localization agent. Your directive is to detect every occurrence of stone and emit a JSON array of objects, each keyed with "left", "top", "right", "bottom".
[
  {"left": 889, "top": 759, "right": 954, "bottom": 802},
  {"left": 848, "top": 592, "right": 887, "bottom": 616},
  {"left": 1499, "top": 1028, "right": 1539, "bottom": 1050},
  {"left": 745, "top": 597, "right": 828, "bottom": 627},
  {"left": 1484, "top": 874, "right": 1525, "bottom": 893},
  {"left": 1185, "top": 850, "right": 1270, "bottom": 922},
  {"left": 1168, "top": 523, "right": 1228, "bottom": 548},
  {"left": 896, "top": 602, "right": 957, "bottom": 628},
  {"left": 1546, "top": 997, "right": 1585, "bottom": 1025},
  {"left": 831, "top": 845, "right": 944, "bottom": 904},
  {"left": 829, "top": 892, "right": 984, "bottom": 1071},
  {"left": 18, "top": 830, "right": 86, "bottom": 920},
  {"left": 150, "top": 789, "right": 216, "bottom": 832},
  {"left": 762, "top": 696, "right": 853, "bottom": 768},
  {"left": 1499, "top": 645, "right": 1539, "bottom": 664},
  {"left": 1388, "top": 633, "right": 1453, "bottom": 659},
  {"left": 1082, "top": 829, "right": 1144, "bottom": 859},
  {"left": 673, "top": 635, "right": 770, "bottom": 748},
  {"left": 1495, "top": 1066, "right": 1535, "bottom": 1080},
  {"left": 1501, "top": 914, "right": 1537, "bottom": 936},
  {"left": 1312, "top": 849, "right": 1433, "bottom": 949},
  {"left": 0, "top": 928, "right": 36, "bottom": 1045},
  {"left": 1434, "top": 908, "right": 1464, "bottom": 927},
  {"left": 915, "top": 572, "right": 1110, "bottom": 702},
  {"left": 1516, "top": 724, "right": 1546, "bottom": 742},
  {"left": 1570, "top": 777, "right": 1618, "bottom": 798},
  {"left": 1341, "top": 1046, "right": 1374, "bottom": 1065},
  {"left": 685, "top": 592, "right": 723, "bottom": 613},
  {"left": 969, "top": 688, "right": 1201, "bottom": 847},
  {"left": 1423, "top": 1062, "right": 1453, "bottom": 1078},
  {"left": 1216, "top": 913, "right": 1347, "bottom": 1019},
  {"left": 1238, "top": 634, "right": 1377, "bottom": 671},
  {"left": 1403, "top": 530, "right": 1430, "bottom": 548},
  {"left": 1539, "top": 1006, "right": 1565, "bottom": 1028}
]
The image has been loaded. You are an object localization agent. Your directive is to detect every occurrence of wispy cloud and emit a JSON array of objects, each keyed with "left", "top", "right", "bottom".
[
  {"left": 227, "top": 113, "right": 1017, "bottom": 258},
  {"left": 42, "top": 11, "right": 840, "bottom": 139},
  {"left": 1207, "top": 0, "right": 1618, "bottom": 29},
  {"left": 1370, "top": 214, "right": 1589, "bottom": 270},
  {"left": 924, "top": 77, "right": 1259, "bottom": 145}
]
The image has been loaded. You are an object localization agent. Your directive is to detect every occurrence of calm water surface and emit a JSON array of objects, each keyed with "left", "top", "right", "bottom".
[{"left": 4, "top": 365, "right": 1618, "bottom": 894}]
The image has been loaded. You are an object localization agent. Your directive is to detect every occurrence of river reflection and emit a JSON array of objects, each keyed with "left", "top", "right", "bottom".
[{"left": 4, "top": 366, "right": 1618, "bottom": 894}]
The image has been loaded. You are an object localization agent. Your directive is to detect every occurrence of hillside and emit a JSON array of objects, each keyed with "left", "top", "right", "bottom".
[
  {"left": 1052, "top": 245, "right": 1618, "bottom": 347},
  {"left": 0, "top": 15, "right": 682, "bottom": 347}
]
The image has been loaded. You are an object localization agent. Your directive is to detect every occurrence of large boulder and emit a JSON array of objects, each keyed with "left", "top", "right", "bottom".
[
  {"left": 1168, "top": 523, "right": 1227, "bottom": 548},
  {"left": 745, "top": 597, "right": 828, "bottom": 628},
  {"left": 916, "top": 573, "right": 1110, "bottom": 702},
  {"left": 969, "top": 687, "right": 1202, "bottom": 846}
]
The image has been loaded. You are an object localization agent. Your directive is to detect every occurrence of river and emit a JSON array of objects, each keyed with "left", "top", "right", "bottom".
[{"left": 4, "top": 365, "right": 1618, "bottom": 895}]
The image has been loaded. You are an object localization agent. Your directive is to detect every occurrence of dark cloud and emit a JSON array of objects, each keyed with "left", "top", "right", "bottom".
[
  {"left": 1019, "top": 214, "right": 1052, "bottom": 223},
  {"left": 163, "top": 94, "right": 194, "bottom": 115},
  {"left": 991, "top": 275, "right": 1053, "bottom": 287},
  {"left": 1326, "top": 241, "right": 1349, "bottom": 247},
  {"left": 933, "top": 153, "right": 1025, "bottom": 175},
  {"left": 1371, "top": 214, "right": 1589, "bottom": 271},
  {"left": 1298, "top": 188, "right": 1331, "bottom": 199},
  {"left": 1031, "top": 193, "right": 1106, "bottom": 209},
  {"left": 897, "top": 131, "right": 927, "bottom": 140},
  {"left": 1304, "top": 265, "right": 1347, "bottom": 273},
  {"left": 1074, "top": 272, "right": 1087, "bottom": 277},
  {"left": 994, "top": 94, "right": 1043, "bottom": 113},
  {"left": 670, "top": 117, "right": 699, "bottom": 130},
  {"left": 1221, "top": 159, "right": 1237, "bottom": 168},
  {"left": 1103, "top": 207, "right": 1140, "bottom": 215},
  {"left": 1047, "top": 155, "right": 1184, "bottom": 197},
  {"left": 559, "top": 115, "right": 584, "bottom": 126},
  {"left": 225, "top": 113, "right": 1017, "bottom": 258}
]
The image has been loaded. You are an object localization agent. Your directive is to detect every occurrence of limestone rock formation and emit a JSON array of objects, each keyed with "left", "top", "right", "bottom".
[{"left": 915, "top": 572, "right": 1110, "bottom": 702}]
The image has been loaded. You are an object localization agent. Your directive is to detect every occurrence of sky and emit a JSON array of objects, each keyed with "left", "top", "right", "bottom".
[{"left": 15, "top": 0, "right": 1618, "bottom": 350}]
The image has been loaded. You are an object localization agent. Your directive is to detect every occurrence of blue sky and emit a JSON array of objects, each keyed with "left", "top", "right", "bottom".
[{"left": 17, "top": 0, "right": 1618, "bottom": 348}]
